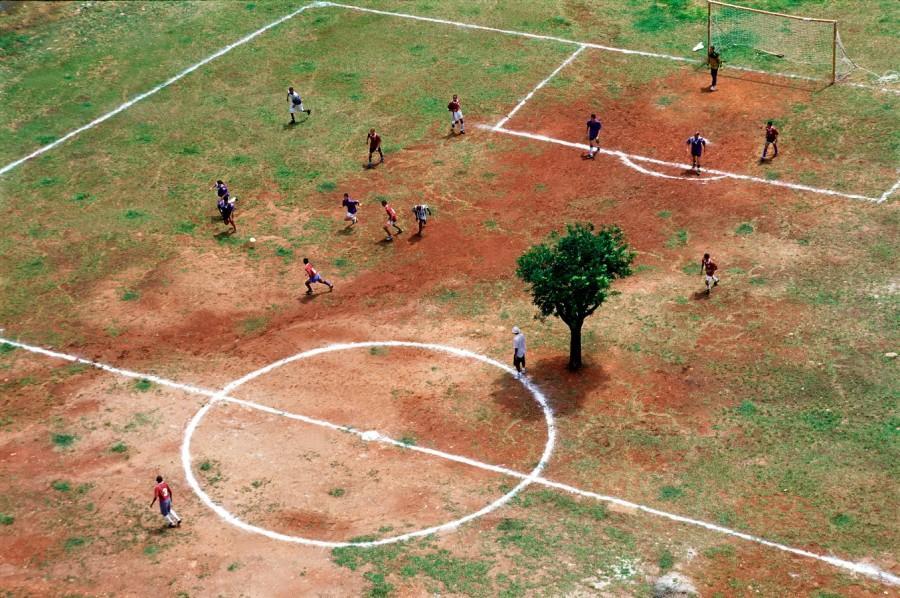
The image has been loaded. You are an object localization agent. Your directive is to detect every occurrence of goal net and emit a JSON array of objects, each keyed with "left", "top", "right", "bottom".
[{"left": 708, "top": 0, "right": 854, "bottom": 83}]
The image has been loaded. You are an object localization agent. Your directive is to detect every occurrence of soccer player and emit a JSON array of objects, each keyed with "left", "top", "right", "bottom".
[
  {"left": 686, "top": 132, "right": 707, "bottom": 174},
  {"left": 380, "top": 199, "right": 402, "bottom": 241},
  {"left": 761, "top": 121, "right": 779, "bottom": 160},
  {"left": 585, "top": 113, "right": 602, "bottom": 159},
  {"left": 303, "top": 258, "right": 333, "bottom": 295},
  {"left": 214, "top": 180, "right": 229, "bottom": 202},
  {"left": 708, "top": 46, "right": 721, "bottom": 91},
  {"left": 218, "top": 195, "right": 237, "bottom": 233},
  {"left": 512, "top": 326, "right": 527, "bottom": 376},
  {"left": 448, "top": 94, "right": 465, "bottom": 135},
  {"left": 149, "top": 475, "right": 182, "bottom": 528},
  {"left": 701, "top": 252, "right": 719, "bottom": 294},
  {"left": 287, "top": 86, "right": 311, "bottom": 124},
  {"left": 412, "top": 203, "right": 432, "bottom": 236},
  {"left": 342, "top": 192, "right": 360, "bottom": 226},
  {"left": 367, "top": 128, "right": 384, "bottom": 167}
]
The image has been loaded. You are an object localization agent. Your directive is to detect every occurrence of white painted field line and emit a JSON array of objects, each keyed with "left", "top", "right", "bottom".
[
  {"left": 878, "top": 177, "right": 900, "bottom": 203},
  {"left": 480, "top": 125, "right": 882, "bottom": 203},
  {"left": 0, "top": 2, "right": 325, "bottom": 177},
  {"left": 0, "top": 336, "right": 217, "bottom": 397},
  {"left": 494, "top": 45, "right": 585, "bottom": 131},
  {"left": 2, "top": 335, "right": 898, "bottom": 586},
  {"left": 324, "top": 2, "right": 900, "bottom": 95}
]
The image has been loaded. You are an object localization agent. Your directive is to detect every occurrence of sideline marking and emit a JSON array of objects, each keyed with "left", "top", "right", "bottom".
[
  {"left": 0, "top": 2, "right": 326, "bottom": 177},
  {"left": 479, "top": 125, "right": 882, "bottom": 203},
  {"left": 494, "top": 45, "right": 585, "bottom": 131},
  {"left": 182, "top": 341, "right": 557, "bottom": 548},
  {"left": 878, "top": 177, "right": 900, "bottom": 203},
  {"left": 1, "top": 335, "right": 898, "bottom": 586}
]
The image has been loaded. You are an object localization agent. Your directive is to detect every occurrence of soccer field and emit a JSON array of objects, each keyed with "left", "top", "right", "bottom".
[{"left": 1, "top": 1, "right": 898, "bottom": 596}]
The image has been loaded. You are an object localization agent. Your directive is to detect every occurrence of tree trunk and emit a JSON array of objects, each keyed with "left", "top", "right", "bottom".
[{"left": 567, "top": 319, "right": 584, "bottom": 370}]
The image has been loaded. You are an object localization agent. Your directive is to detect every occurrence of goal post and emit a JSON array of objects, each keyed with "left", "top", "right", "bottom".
[{"left": 707, "top": 0, "right": 851, "bottom": 84}]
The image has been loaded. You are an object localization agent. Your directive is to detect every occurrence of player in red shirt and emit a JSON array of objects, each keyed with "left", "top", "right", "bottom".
[
  {"left": 367, "top": 128, "right": 384, "bottom": 167},
  {"left": 149, "top": 475, "right": 182, "bottom": 528},
  {"left": 761, "top": 121, "right": 779, "bottom": 161},
  {"left": 700, "top": 252, "right": 719, "bottom": 294},
  {"left": 448, "top": 94, "right": 465, "bottom": 135},
  {"left": 302, "top": 257, "right": 333, "bottom": 295},
  {"left": 380, "top": 199, "right": 403, "bottom": 241}
]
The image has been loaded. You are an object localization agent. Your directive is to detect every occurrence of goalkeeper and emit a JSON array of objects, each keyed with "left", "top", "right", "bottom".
[{"left": 708, "top": 46, "right": 721, "bottom": 91}]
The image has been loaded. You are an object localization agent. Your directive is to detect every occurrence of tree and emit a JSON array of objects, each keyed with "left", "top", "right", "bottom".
[{"left": 516, "top": 223, "right": 634, "bottom": 371}]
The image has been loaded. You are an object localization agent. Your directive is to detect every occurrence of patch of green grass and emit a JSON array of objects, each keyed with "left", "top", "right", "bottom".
[
  {"left": 110, "top": 441, "right": 128, "bottom": 454},
  {"left": 0, "top": 342, "right": 16, "bottom": 354},
  {"left": 736, "top": 400, "right": 757, "bottom": 416},
  {"left": 123, "top": 209, "right": 146, "bottom": 221},
  {"left": 175, "top": 221, "right": 196, "bottom": 234},
  {"left": 328, "top": 487, "right": 346, "bottom": 497},
  {"left": 0, "top": 513, "right": 13, "bottom": 525},
  {"left": 657, "top": 210, "right": 671, "bottom": 219},
  {"left": 363, "top": 571, "right": 393, "bottom": 597},
  {"left": 801, "top": 409, "right": 841, "bottom": 433},
  {"left": 369, "top": 346, "right": 388, "bottom": 356},
  {"left": 227, "top": 562, "right": 241, "bottom": 572},
  {"left": 703, "top": 544, "right": 736, "bottom": 559},
  {"left": 830, "top": 512, "right": 853, "bottom": 527},
  {"left": 658, "top": 485, "right": 684, "bottom": 500},
  {"left": 64, "top": 536, "right": 90, "bottom": 552},
  {"left": 399, "top": 435, "right": 417, "bottom": 446},
  {"left": 134, "top": 379, "right": 153, "bottom": 392},
  {"left": 144, "top": 545, "right": 159, "bottom": 556},
  {"left": 483, "top": 220, "right": 499, "bottom": 230},
  {"left": 240, "top": 316, "right": 268, "bottom": 334},
  {"left": 199, "top": 460, "right": 212, "bottom": 472},
  {"left": 656, "top": 95, "right": 674, "bottom": 106},
  {"left": 735, "top": 223, "right": 754, "bottom": 235},
  {"left": 496, "top": 518, "right": 526, "bottom": 532},
  {"left": 749, "top": 277, "right": 767, "bottom": 286},
  {"left": 665, "top": 229, "right": 689, "bottom": 248},
  {"left": 51, "top": 480, "right": 71, "bottom": 492},
  {"left": 633, "top": 0, "right": 703, "bottom": 33},
  {"left": 316, "top": 181, "right": 337, "bottom": 193},
  {"left": 121, "top": 289, "right": 140, "bottom": 301},
  {"left": 51, "top": 433, "right": 76, "bottom": 448},
  {"left": 658, "top": 549, "right": 675, "bottom": 572},
  {"left": 179, "top": 145, "right": 201, "bottom": 156}
]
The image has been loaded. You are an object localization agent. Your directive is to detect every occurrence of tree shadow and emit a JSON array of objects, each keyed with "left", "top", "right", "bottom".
[{"left": 488, "top": 355, "right": 611, "bottom": 420}]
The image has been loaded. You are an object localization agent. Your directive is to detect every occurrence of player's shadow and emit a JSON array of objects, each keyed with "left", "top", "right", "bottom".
[
  {"left": 407, "top": 233, "right": 424, "bottom": 244},
  {"left": 210, "top": 215, "right": 223, "bottom": 223},
  {"left": 489, "top": 355, "right": 610, "bottom": 419},
  {"left": 691, "top": 290, "right": 712, "bottom": 301},
  {"left": 283, "top": 117, "right": 310, "bottom": 130},
  {"left": 213, "top": 230, "right": 234, "bottom": 240},
  {"left": 336, "top": 226, "right": 355, "bottom": 236}
]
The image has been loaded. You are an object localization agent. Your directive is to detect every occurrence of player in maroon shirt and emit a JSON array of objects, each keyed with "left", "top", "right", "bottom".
[
  {"left": 150, "top": 475, "right": 182, "bottom": 528},
  {"left": 367, "top": 128, "right": 384, "bottom": 167},
  {"left": 761, "top": 121, "right": 779, "bottom": 161},
  {"left": 701, "top": 253, "right": 719, "bottom": 294},
  {"left": 448, "top": 94, "right": 465, "bottom": 135}
]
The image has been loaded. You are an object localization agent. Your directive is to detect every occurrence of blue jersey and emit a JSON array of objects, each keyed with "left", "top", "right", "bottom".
[
  {"left": 686, "top": 136, "right": 707, "bottom": 155},
  {"left": 342, "top": 197, "right": 360, "bottom": 214},
  {"left": 586, "top": 119, "right": 602, "bottom": 138}
]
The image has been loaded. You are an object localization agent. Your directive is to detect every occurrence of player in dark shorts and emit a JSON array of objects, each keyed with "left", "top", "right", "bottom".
[
  {"left": 708, "top": 46, "right": 721, "bottom": 91},
  {"left": 217, "top": 195, "right": 237, "bottom": 233},
  {"left": 214, "top": 180, "right": 229, "bottom": 202},
  {"left": 448, "top": 94, "right": 465, "bottom": 135},
  {"left": 585, "top": 114, "right": 602, "bottom": 159},
  {"left": 761, "top": 121, "right": 779, "bottom": 160},
  {"left": 342, "top": 192, "right": 360, "bottom": 226},
  {"left": 367, "top": 128, "right": 384, "bottom": 167},
  {"left": 685, "top": 132, "right": 707, "bottom": 174}
]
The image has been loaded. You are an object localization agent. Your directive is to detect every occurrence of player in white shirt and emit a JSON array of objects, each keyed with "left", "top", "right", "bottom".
[{"left": 287, "top": 86, "right": 311, "bottom": 124}]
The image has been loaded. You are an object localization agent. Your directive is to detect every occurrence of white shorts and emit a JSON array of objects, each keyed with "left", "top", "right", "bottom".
[
  {"left": 345, "top": 212, "right": 357, "bottom": 220},
  {"left": 451, "top": 110, "right": 463, "bottom": 122},
  {"left": 705, "top": 274, "right": 718, "bottom": 285},
  {"left": 289, "top": 101, "right": 304, "bottom": 113}
]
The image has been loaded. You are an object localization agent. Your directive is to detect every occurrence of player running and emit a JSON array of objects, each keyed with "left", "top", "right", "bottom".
[
  {"left": 412, "top": 203, "right": 432, "bottom": 236},
  {"left": 214, "top": 180, "right": 229, "bottom": 202},
  {"left": 287, "top": 86, "right": 311, "bottom": 124},
  {"left": 149, "top": 475, "right": 182, "bottom": 529},
  {"left": 381, "top": 199, "right": 403, "bottom": 241},
  {"left": 367, "top": 128, "right": 384, "bottom": 167},
  {"left": 701, "top": 252, "right": 719, "bottom": 294},
  {"left": 686, "top": 132, "right": 708, "bottom": 174},
  {"left": 448, "top": 94, "right": 465, "bottom": 135},
  {"left": 585, "top": 113, "right": 602, "bottom": 159},
  {"left": 761, "top": 121, "right": 779, "bottom": 161},
  {"left": 342, "top": 192, "right": 360, "bottom": 226},
  {"left": 217, "top": 194, "right": 237, "bottom": 234},
  {"left": 303, "top": 258, "right": 333, "bottom": 295}
]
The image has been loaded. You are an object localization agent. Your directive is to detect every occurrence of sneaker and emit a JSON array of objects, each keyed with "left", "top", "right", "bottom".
[
  {"left": 168, "top": 523, "right": 177, "bottom": 528},
  {"left": 177, "top": 519, "right": 182, "bottom": 527},
  {"left": 710, "top": 85, "right": 717, "bottom": 91},
  {"left": 460, "top": 130, "right": 465, "bottom": 135},
  {"left": 352, "top": 217, "right": 357, "bottom": 225},
  {"left": 306, "top": 290, "right": 313, "bottom": 296},
  {"left": 385, "top": 235, "right": 393, "bottom": 242},
  {"left": 306, "top": 109, "right": 312, "bottom": 115},
  {"left": 714, "top": 280, "right": 718, "bottom": 287}
]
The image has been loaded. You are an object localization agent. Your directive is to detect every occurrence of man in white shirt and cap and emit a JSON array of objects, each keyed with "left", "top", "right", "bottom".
[{"left": 512, "top": 326, "right": 526, "bottom": 376}]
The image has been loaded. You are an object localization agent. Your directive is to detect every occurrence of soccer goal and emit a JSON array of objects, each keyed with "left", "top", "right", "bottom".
[{"left": 707, "top": 0, "right": 853, "bottom": 84}]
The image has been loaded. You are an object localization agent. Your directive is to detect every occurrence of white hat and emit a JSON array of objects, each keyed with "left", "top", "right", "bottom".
[{"left": 512, "top": 326, "right": 520, "bottom": 334}]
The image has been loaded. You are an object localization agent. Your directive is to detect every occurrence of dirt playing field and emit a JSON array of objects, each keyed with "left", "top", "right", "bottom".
[{"left": 1, "top": 1, "right": 898, "bottom": 596}]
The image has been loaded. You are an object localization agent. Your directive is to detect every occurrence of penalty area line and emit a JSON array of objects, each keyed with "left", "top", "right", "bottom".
[
  {"left": 878, "top": 177, "right": 900, "bottom": 203},
  {"left": 1, "top": 335, "right": 898, "bottom": 586},
  {"left": 480, "top": 125, "right": 881, "bottom": 203}
]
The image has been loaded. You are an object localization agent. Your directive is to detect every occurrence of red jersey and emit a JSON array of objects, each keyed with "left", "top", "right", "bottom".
[
  {"left": 154, "top": 482, "right": 172, "bottom": 502},
  {"left": 448, "top": 99, "right": 460, "bottom": 112},
  {"left": 765, "top": 126, "right": 779, "bottom": 142},
  {"left": 384, "top": 204, "right": 397, "bottom": 221},
  {"left": 704, "top": 260, "right": 718, "bottom": 276},
  {"left": 367, "top": 133, "right": 381, "bottom": 149},
  {"left": 304, "top": 263, "right": 318, "bottom": 279}
]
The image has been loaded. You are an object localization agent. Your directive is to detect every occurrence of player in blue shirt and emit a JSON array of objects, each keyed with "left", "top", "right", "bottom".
[
  {"left": 685, "top": 132, "right": 707, "bottom": 174},
  {"left": 341, "top": 192, "right": 360, "bottom": 226},
  {"left": 585, "top": 114, "right": 602, "bottom": 159}
]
